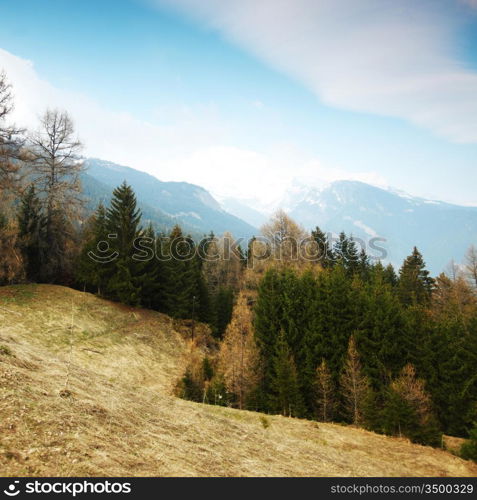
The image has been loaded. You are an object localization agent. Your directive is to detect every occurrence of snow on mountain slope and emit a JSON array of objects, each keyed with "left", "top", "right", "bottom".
[
  {"left": 223, "top": 178, "right": 477, "bottom": 274},
  {"left": 280, "top": 179, "right": 477, "bottom": 273},
  {"left": 82, "top": 158, "right": 257, "bottom": 239}
]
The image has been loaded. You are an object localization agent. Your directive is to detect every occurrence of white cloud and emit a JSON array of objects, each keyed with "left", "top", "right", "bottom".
[
  {"left": 353, "top": 220, "right": 378, "bottom": 238},
  {"left": 0, "top": 48, "right": 229, "bottom": 177},
  {"left": 293, "top": 160, "right": 387, "bottom": 188},
  {"left": 252, "top": 100, "right": 265, "bottom": 109},
  {"left": 168, "top": 146, "right": 386, "bottom": 208},
  {"left": 460, "top": 0, "right": 477, "bottom": 8},
  {"left": 0, "top": 47, "right": 395, "bottom": 206},
  {"left": 155, "top": 0, "right": 477, "bottom": 143},
  {"left": 1, "top": 47, "right": 381, "bottom": 203},
  {"left": 167, "top": 145, "right": 300, "bottom": 205}
]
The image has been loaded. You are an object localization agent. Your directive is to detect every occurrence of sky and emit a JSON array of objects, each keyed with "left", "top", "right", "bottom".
[{"left": 0, "top": 0, "right": 476, "bottom": 207}]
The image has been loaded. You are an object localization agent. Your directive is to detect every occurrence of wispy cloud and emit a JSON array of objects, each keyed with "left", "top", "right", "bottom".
[
  {"left": 168, "top": 146, "right": 386, "bottom": 206},
  {"left": 0, "top": 47, "right": 383, "bottom": 203},
  {"left": 460, "top": 0, "right": 477, "bottom": 8},
  {"left": 155, "top": 0, "right": 477, "bottom": 143},
  {"left": 0, "top": 48, "right": 228, "bottom": 175}
]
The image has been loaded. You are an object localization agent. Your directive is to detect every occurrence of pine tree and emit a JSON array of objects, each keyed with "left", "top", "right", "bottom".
[
  {"left": 311, "top": 226, "right": 333, "bottom": 268},
  {"left": 346, "top": 237, "right": 360, "bottom": 275},
  {"left": 357, "top": 249, "right": 371, "bottom": 280},
  {"left": 270, "top": 330, "right": 303, "bottom": 417},
  {"left": 104, "top": 182, "right": 142, "bottom": 305},
  {"left": 383, "top": 263, "right": 398, "bottom": 287},
  {"left": 311, "top": 264, "right": 355, "bottom": 389},
  {"left": 254, "top": 268, "right": 287, "bottom": 410},
  {"left": 333, "top": 231, "right": 348, "bottom": 266},
  {"left": 212, "top": 286, "right": 234, "bottom": 338},
  {"left": 355, "top": 266, "right": 410, "bottom": 389},
  {"left": 178, "top": 369, "right": 203, "bottom": 402},
  {"left": 75, "top": 203, "right": 111, "bottom": 294},
  {"left": 196, "top": 274, "right": 212, "bottom": 323},
  {"left": 136, "top": 223, "right": 161, "bottom": 309},
  {"left": 159, "top": 225, "right": 206, "bottom": 319},
  {"left": 429, "top": 275, "right": 477, "bottom": 436},
  {"left": 291, "top": 270, "right": 319, "bottom": 415},
  {"left": 333, "top": 232, "right": 359, "bottom": 275},
  {"left": 398, "top": 247, "right": 434, "bottom": 307},
  {"left": 18, "top": 185, "right": 45, "bottom": 282},
  {"left": 200, "top": 232, "right": 220, "bottom": 293}
]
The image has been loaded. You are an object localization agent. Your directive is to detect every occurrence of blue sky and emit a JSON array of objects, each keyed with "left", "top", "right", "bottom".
[{"left": 0, "top": 0, "right": 476, "bottom": 206}]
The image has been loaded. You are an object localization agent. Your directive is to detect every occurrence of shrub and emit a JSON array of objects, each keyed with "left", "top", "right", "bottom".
[
  {"left": 259, "top": 415, "right": 270, "bottom": 429},
  {"left": 460, "top": 423, "right": 477, "bottom": 462},
  {"left": 0, "top": 345, "right": 13, "bottom": 356}
]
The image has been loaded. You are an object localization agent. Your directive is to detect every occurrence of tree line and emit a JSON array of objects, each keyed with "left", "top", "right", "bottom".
[
  {"left": 0, "top": 70, "right": 236, "bottom": 337},
  {"left": 0, "top": 71, "right": 84, "bottom": 285},
  {"left": 1, "top": 70, "right": 476, "bottom": 458},
  {"left": 179, "top": 212, "right": 477, "bottom": 455},
  {"left": 75, "top": 182, "right": 239, "bottom": 335}
]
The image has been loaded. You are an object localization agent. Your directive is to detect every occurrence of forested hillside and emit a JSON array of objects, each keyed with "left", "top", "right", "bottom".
[
  {"left": 1, "top": 67, "right": 477, "bottom": 473},
  {"left": 1, "top": 285, "right": 476, "bottom": 477},
  {"left": 82, "top": 158, "right": 257, "bottom": 239}
]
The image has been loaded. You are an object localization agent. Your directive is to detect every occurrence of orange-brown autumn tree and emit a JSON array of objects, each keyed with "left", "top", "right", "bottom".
[
  {"left": 340, "top": 335, "right": 370, "bottom": 425},
  {"left": 218, "top": 291, "right": 259, "bottom": 409},
  {"left": 315, "top": 359, "right": 335, "bottom": 422}
]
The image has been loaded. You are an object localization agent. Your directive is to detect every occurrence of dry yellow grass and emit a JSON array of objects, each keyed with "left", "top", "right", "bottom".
[{"left": 0, "top": 284, "right": 476, "bottom": 477}]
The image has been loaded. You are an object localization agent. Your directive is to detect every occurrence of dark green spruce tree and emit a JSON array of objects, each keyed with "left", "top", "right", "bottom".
[
  {"left": 136, "top": 223, "right": 162, "bottom": 310},
  {"left": 398, "top": 247, "right": 434, "bottom": 307},
  {"left": 159, "top": 225, "right": 209, "bottom": 320},
  {"left": 311, "top": 226, "right": 333, "bottom": 268},
  {"left": 269, "top": 330, "right": 304, "bottom": 417},
  {"left": 104, "top": 182, "right": 143, "bottom": 305},
  {"left": 76, "top": 203, "right": 111, "bottom": 294},
  {"left": 333, "top": 231, "right": 359, "bottom": 276},
  {"left": 17, "top": 185, "right": 45, "bottom": 282},
  {"left": 253, "top": 267, "right": 287, "bottom": 411}
]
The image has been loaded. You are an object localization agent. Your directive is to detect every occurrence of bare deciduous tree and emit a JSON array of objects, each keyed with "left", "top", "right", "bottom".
[
  {"left": 0, "top": 70, "right": 26, "bottom": 205},
  {"left": 29, "top": 109, "right": 84, "bottom": 212},
  {"left": 0, "top": 216, "right": 24, "bottom": 284},
  {"left": 29, "top": 109, "right": 84, "bottom": 281},
  {"left": 261, "top": 209, "right": 308, "bottom": 263},
  {"left": 315, "top": 359, "right": 335, "bottom": 422},
  {"left": 431, "top": 273, "right": 476, "bottom": 335},
  {"left": 465, "top": 245, "right": 477, "bottom": 290},
  {"left": 202, "top": 232, "right": 243, "bottom": 295},
  {"left": 0, "top": 70, "right": 13, "bottom": 122},
  {"left": 340, "top": 335, "right": 370, "bottom": 426},
  {"left": 445, "top": 259, "right": 461, "bottom": 282}
]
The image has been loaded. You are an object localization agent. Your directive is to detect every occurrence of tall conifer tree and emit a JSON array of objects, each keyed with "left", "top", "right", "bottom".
[{"left": 105, "top": 182, "right": 142, "bottom": 305}]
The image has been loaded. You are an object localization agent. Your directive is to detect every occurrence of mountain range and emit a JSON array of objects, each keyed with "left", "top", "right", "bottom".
[
  {"left": 224, "top": 180, "right": 477, "bottom": 274},
  {"left": 81, "top": 158, "right": 257, "bottom": 240},
  {"left": 82, "top": 158, "right": 477, "bottom": 275}
]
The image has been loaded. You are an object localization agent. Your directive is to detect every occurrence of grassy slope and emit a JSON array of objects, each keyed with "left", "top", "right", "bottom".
[{"left": 0, "top": 285, "right": 475, "bottom": 477}]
